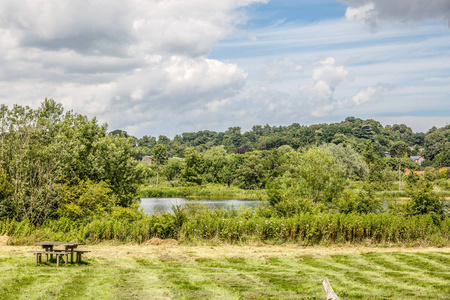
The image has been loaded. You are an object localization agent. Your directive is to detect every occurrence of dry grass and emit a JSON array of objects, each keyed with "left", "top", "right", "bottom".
[
  {"left": 0, "top": 235, "right": 9, "bottom": 246},
  {"left": 3, "top": 244, "right": 449, "bottom": 261}
]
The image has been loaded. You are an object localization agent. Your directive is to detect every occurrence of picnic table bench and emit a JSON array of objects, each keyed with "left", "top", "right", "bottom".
[{"left": 32, "top": 241, "right": 90, "bottom": 266}]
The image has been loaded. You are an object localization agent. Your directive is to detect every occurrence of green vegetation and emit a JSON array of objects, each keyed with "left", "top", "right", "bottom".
[
  {"left": 1, "top": 246, "right": 450, "bottom": 299},
  {"left": 2, "top": 204, "right": 450, "bottom": 246},
  {"left": 1, "top": 100, "right": 449, "bottom": 248},
  {"left": 140, "top": 184, "right": 267, "bottom": 200},
  {"left": 0, "top": 100, "right": 145, "bottom": 225}
]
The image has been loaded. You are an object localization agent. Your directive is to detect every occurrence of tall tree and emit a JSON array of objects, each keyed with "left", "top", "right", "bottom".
[{"left": 181, "top": 148, "right": 204, "bottom": 185}]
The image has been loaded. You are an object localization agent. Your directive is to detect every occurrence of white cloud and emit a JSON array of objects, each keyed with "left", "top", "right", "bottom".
[
  {"left": 205, "top": 98, "right": 232, "bottom": 112},
  {"left": 312, "top": 57, "right": 348, "bottom": 90},
  {"left": 342, "top": 0, "right": 450, "bottom": 30},
  {"left": 1, "top": 1, "right": 449, "bottom": 137},
  {"left": 345, "top": 3, "right": 376, "bottom": 28},
  {"left": 352, "top": 86, "right": 381, "bottom": 105},
  {"left": 0, "top": 0, "right": 265, "bottom": 136},
  {"left": 262, "top": 56, "right": 302, "bottom": 80},
  {"left": 296, "top": 57, "right": 384, "bottom": 119},
  {"left": 300, "top": 57, "right": 348, "bottom": 111}
]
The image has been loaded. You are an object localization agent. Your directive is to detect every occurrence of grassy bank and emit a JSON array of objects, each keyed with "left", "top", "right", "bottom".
[
  {"left": 375, "top": 190, "right": 450, "bottom": 200},
  {"left": 1, "top": 245, "right": 449, "bottom": 299},
  {"left": 139, "top": 184, "right": 449, "bottom": 202},
  {"left": 139, "top": 184, "right": 268, "bottom": 200},
  {"left": 2, "top": 209, "right": 450, "bottom": 246}
]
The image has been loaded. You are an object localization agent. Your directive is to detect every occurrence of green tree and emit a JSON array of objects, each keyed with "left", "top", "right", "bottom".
[
  {"left": 57, "top": 179, "right": 116, "bottom": 220},
  {"left": 322, "top": 144, "right": 369, "bottom": 179},
  {"left": 163, "top": 159, "right": 183, "bottom": 181},
  {"left": 181, "top": 148, "right": 204, "bottom": 185},
  {"left": 234, "top": 155, "right": 264, "bottom": 189},
  {"left": 152, "top": 143, "right": 168, "bottom": 187},
  {"left": 268, "top": 148, "right": 346, "bottom": 205},
  {"left": 261, "top": 148, "right": 289, "bottom": 182},
  {"left": 366, "top": 158, "right": 396, "bottom": 191},
  {"left": 406, "top": 180, "right": 448, "bottom": 221},
  {"left": 0, "top": 99, "right": 145, "bottom": 223},
  {"left": 389, "top": 141, "right": 410, "bottom": 190},
  {"left": 434, "top": 149, "right": 450, "bottom": 168},
  {"left": 424, "top": 129, "right": 449, "bottom": 161},
  {"left": 203, "top": 146, "right": 234, "bottom": 185},
  {"left": 362, "top": 141, "right": 375, "bottom": 164}
]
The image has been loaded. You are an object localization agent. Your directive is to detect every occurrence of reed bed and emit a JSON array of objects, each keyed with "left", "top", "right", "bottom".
[{"left": 2, "top": 208, "right": 449, "bottom": 246}]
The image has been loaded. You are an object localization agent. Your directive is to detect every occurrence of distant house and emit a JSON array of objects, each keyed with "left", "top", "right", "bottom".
[
  {"left": 384, "top": 151, "right": 391, "bottom": 157},
  {"left": 142, "top": 156, "right": 152, "bottom": 165},
  {"left": 404, "top": 168, "right": 425, "bottom": 176},
  {"left": 410, "top": 156, "right": 425, "bottom": 165}
]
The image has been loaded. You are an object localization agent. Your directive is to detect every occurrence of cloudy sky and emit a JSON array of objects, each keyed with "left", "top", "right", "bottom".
[{"left": 0, "top": 0, "right": 449, "bottom": 137}]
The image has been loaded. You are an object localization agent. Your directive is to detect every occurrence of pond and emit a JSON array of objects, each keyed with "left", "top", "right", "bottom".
[{"left": 140, "top": 198, "right": 263, "bottom": 215}]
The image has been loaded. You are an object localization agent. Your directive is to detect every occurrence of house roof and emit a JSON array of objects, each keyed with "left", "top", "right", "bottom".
[{"left": 410, "top": 156, "right": 425, "bottom": 163}]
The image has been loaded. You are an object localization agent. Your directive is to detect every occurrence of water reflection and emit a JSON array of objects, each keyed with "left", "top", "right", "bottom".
[{"left": 140, "top": 198, "right": 263, "bottom": 215}]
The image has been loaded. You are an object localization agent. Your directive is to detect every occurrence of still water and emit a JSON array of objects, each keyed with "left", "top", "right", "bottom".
[{"left": 140, "top": 198, "right": 263, "bottom": 215}]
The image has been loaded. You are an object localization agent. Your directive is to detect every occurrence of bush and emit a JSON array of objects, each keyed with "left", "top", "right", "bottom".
[
  {"left": 57, "top": 180, "right": 117, "bottom": 220},
  {"left": 407, "top": 180, "right": 448, "bottom": 222},
  {"left": 338, "top": 190, "right": 383, "bottom": 214}
]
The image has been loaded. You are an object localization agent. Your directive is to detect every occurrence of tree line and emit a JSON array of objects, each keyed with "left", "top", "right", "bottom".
[{"left": 118, "top": 117, "right": 450, "bottom": 169}]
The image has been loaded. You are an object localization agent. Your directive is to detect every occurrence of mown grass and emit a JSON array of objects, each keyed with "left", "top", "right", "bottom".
[{"left": 1, "top": 246, "right": 449, "bottom": 299}]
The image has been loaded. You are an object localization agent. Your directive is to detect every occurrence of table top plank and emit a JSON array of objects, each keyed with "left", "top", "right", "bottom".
[{"left": 34, "top": 241, "right": 84, "bottom": 246}]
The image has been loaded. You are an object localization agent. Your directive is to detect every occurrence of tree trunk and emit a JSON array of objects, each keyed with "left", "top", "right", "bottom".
[{"left": 322, "top": 277, "right": 341, "bottom": 300}]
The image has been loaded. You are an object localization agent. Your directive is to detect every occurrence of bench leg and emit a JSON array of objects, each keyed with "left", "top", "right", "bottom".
[
  {"left": 65, "top": 254, "right": 68, "bottom": 265},
  {"left": 56, "top": 254, "right": 60, "bottom": 267},
  {"left": 35, "top": 253, "right": 41, "bottom": 265}
]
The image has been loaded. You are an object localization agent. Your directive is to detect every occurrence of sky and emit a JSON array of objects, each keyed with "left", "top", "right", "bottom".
[{"left": 0, "top": 0, "right": 449, "bottom": 137}]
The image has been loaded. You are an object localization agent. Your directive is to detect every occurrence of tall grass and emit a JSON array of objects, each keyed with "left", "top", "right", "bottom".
[{"left": 2, "top": 207, "right": 449, "bottom": 246}]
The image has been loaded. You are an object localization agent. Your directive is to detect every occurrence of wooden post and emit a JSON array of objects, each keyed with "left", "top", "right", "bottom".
[{"left": 322, "top": 277, "right": 341, "bottom": 300}]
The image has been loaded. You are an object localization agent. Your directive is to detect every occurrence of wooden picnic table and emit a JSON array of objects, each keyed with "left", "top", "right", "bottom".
[{"left": 33, "top": 241, "right": 87, "bottom": 266}]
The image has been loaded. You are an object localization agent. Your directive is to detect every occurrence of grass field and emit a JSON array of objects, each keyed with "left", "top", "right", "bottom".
[{"left": 1, "top": 245, "right": 449, "bottom": 299}]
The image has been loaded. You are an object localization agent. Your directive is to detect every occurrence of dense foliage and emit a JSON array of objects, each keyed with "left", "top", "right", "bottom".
[
  {"left": 0, "top": 100, "right": 145, "bottom": 224},
  {"left": 128, "top": 117, "right": 449, "bottom": 169},
  {"left": 1, "top": 99, "right": 449, "bottom": 247}
]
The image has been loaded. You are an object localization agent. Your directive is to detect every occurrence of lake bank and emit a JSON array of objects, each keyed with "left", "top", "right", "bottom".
[
  {"left": 140, "top": 184, "right": 450, "bottom": 203},
  {"left": 139, "top": 184, "right": 268, "bottom": 200},
  {"left": 140, "top": 198, "right": 264, "bottom": 215}
]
